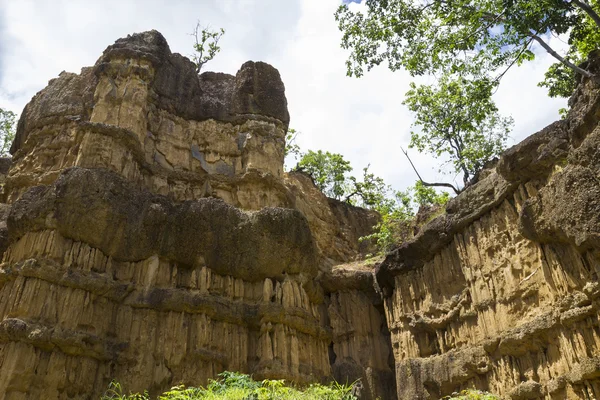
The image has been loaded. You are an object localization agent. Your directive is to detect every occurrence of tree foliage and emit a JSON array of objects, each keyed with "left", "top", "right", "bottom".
[
  {"left": 335, "top": 0, "right": 600, "bottom": 86},
  {"left": 403, "top": 75, "right": 512, "bottom": 186},
  {"left": 290, "top": 133, "right": 451, "bottom": 254},
  {"left": 294, "top": 148, "right": 390, "bottom": 207},
  {"left": 101, "top": 372, "right": 357, "bottom": 400},
  {"left": 284, "top": 128, "right": 301, "bottom": 159},
  {"left": 190, "top": 22, "right": 225, "bottom": 73},
  {"left": 284, "top": 128, "right": 303, "bottom": 172},
  {"left": 334, "top": 0, "right": 600, "bottom": 188},
  {"left": 0, "top": 107, "right": 16, "bottom": 156},
  {"left": 539, "top": 0, "right": 600, "bottom": 97},
  {"left": 297, "top": 150, "right": 353, "bottom": 200},
  {"left": 346, "top": 165, "right": 389, "bottom": 207},
  {"left": 360, "top": 181, "right": 449, "bottom": 253}
]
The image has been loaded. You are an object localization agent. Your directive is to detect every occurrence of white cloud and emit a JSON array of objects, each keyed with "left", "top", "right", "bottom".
[{"left": 0, "top": 0, "right": 568, "bottom": 193}]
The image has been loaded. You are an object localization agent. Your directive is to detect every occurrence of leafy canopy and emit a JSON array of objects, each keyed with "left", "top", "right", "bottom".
[
  {"left": 294, "top": 146, "right": 394, "bottom": 208},
  {"left": 288, "top": 131, "right": 451, "bottom": 253},
  {"left": 539, "top": 0, "right": 600, "bottom": 98},
  {"left": 0, "top": 108, "right": 16, "bottom": 156},
  {"left": 334, "top": 0, "right": 600, "bottom": 189},
  {"left": 335, "top": 0, "right": 600, "bottom": 87},
  {"left": 403, "top": 75, "right": 512, "bottom": 186},
  {"left": 297, "top": 150, "right": 353, "bottom": 200}
]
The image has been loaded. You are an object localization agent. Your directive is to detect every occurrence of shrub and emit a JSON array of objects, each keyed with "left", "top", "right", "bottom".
[{"left": 101, "top": 372, "right": 357, "bottom": 400}]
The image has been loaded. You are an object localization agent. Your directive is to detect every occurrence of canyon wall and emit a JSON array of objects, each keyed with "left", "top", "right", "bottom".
[
  {"left": 2, "top": 29, "right": 600, "bottom": 400},
  {"left": 0, "top": 31, "right": 393, "bottom": 400},
  {"left": 377, "top": 56, "right": 600, "bottom": 399}
]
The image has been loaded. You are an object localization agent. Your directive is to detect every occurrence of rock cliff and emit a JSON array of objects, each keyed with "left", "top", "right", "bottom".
[
  {"left": 0, "top": 31, "right": 393, "bottom": 400},
  {"left": 377, "top": 54, "right": 600, "bottom": 399},
  {"left": 2, "top": 29, "right": 600, "bottom": 400}
]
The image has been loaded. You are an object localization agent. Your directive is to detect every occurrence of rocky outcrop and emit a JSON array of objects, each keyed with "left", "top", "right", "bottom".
[
  {"left": 7, "top": 28, "right": 599, "bottom": 400},
  {"left": 0, "top": 31, "right": 392, "bottom": 400},
  {"left": 4, "top": 30, "right": 370, "bottom": 264},
  {"left": 377, "top": 64, "right": 600, "bottom": 399}
]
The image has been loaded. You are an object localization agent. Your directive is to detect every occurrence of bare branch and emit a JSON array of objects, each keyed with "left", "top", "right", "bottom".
[
  {"left": 529, "top": 31, "right": 596, "bottom": 80},
  {"left": 494, "top": 37, "right": 535, "bottom": 84},
  {"left": 401, "top": 147, "right": 461, "bottom": 194}
]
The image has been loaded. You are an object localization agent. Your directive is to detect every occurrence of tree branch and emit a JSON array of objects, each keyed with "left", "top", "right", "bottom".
[
  {"left": 529, "top": 31, "right": 596, "bottom": 80},
  {"left": 401, "top": 147, "right": 461, "bottom": 194},
  {"left": 571, "top": 0, "right": 600, "bottom": 29},
  {"left": 494, "top": 38, "right": 535, "bottom": 84},
  {"left": 343, "top": 190, "right": 359, "bottom": 203},
  {"left": 190, "top": 23, "right": 204, "bottom": 73}
]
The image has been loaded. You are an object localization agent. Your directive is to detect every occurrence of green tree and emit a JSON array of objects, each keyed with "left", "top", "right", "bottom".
[
  {"left": 539, "top": 0, "right": 600, "bottom": 98},
  {"left": 335, "top": 0, "right": 591, "bottom": 188},
  {"left": 345, "top": 164, "right": 389, "bottom": 207},
  {"left": 284, "top": 128, "right": 303, "bottom": 170},
  {"left": 412, "top": 180, "right": 450, "bottom": 208},
  {"left": 295, "top": 150, "right": 394, "bottom": 206},
  {"left": 297, "top": 150, "right": 353, "bottom": 200},
  {"left": 361, "top": 181, "right": 450, "bottom": 253},
  {"left": 294, "top": 144, "right": 452, "bottom": 253},
  {"left": 403, "top": 74, "right": 512, "bottom": 189},
  {"left": 190, "top": 22, "right": 225, "bottom": 73},
  {"left": 0, "top": 108, "right": 16, "bottom": 156},
  {"left": 335, "top": 0, "right": 600, "bottom": 85}
]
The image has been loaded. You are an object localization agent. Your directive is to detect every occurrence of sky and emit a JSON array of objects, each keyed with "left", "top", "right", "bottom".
[{"left": 0, "top": 0, "right": 569, "bottom": 193}]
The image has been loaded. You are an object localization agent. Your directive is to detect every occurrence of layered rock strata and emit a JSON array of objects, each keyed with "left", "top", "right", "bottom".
[
  {"left": 377, "top": 59, "right": 600, "bottom": 400},
  {"left": 4, "top": 30, "right": 372, "bottom": 263},
  {"left": 6, "top": 27, "right": 599, "bottom": 400},
  {"left": 0, "top": 31, "right": 393, "bottom": 400}
]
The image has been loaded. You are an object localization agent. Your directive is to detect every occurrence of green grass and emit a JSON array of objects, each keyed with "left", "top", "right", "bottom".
[
  {"left": 101, "top": 372, "right": 357, "bottom": 400},
  {"left": 444, "top": 389, "right": 500, "bottom": 400}
]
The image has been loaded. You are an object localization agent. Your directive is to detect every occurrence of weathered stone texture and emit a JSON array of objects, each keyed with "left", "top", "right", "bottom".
[
  {"left": 0, "top": 31, "right": 391, "bottom": 400},
  {"left": 7, "top": 28, "right": 600, "bottom": 400},
  {"left": 323, "top": 263, "right": 397, "bottom": 400},
  {"left": 4, "top": 30, "right": 369, "bottom": 263},
  {"left": 378, "top": 72, "right": 600, "bottom": 399}
]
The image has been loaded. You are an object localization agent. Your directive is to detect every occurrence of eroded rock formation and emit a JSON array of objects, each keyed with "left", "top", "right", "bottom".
[
  {"left": 377, "top": 55, "right": 600, "bottom": 399},
  {"left": 3, "top": 29, "right": 600, "bottom": 400},
  {"left": 0, "top": 31, "right": 393, "bottom": 400}
]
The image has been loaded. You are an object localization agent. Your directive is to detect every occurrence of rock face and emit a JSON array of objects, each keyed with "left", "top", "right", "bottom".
[
  {"left": 377, "top": 65, "right": 600, "bottom": 399},
  {"left": 0, "top": 31, "right": 393, "bottom": 400},
  {"left": 3, "top": 29, "right": 600, "bottom": 400}
]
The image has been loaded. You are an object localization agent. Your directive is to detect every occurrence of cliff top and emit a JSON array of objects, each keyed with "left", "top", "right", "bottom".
[{"left": 12, "top": 30, "right": 289, "bottom": 155}]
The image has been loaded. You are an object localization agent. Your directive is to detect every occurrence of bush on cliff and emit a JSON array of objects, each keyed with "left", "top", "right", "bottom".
[
  {"left": 360, "top": 180, "right": 450, "bottom": 253},
  {"left": 101, "top": 371, "right": 357, "bottom": 400},
  {"left": 0, "top": 107, "right": 16, "bottom": 156}
]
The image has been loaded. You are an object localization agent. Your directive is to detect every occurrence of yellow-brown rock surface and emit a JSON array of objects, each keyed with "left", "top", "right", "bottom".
[
  {"left": 0, "top": 31, "right": 392, "bottom": 400},
  {"left": 376, "top": 59, "right": 600, "bottom": 399},
  {"left": 6, "top": 28, "right": 600, "bottom": 400}
]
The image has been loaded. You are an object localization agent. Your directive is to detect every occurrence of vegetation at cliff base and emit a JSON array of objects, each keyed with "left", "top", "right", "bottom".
[
  {"left": 444, "top": 389, "right": 500, "bottom": 400},
  {"left": 101, "top": 372, "right": 357, "bottom": 400}
]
